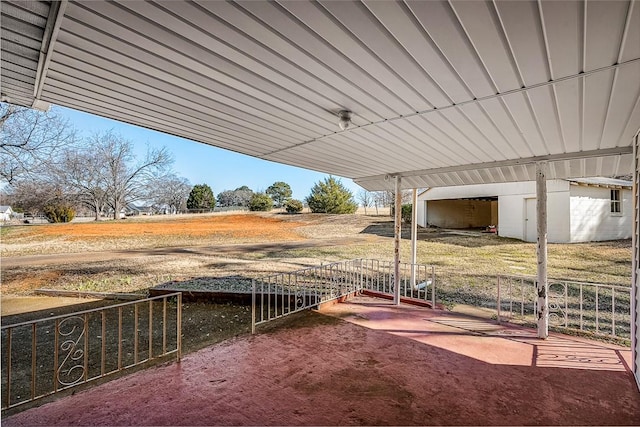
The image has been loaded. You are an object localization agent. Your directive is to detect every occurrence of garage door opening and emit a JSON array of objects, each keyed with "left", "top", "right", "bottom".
[{"left": 425, "top": 197, "right": 498, "bottom": 231}]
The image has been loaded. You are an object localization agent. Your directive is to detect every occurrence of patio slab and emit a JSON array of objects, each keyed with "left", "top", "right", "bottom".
[{"left": 4, "top": 296, "right": 639, "bottom": 426}]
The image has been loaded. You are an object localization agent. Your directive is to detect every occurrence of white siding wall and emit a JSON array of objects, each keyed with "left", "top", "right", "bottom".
[
  {"left": 417, "top": 200, "right": 427, "bottom": 228},
  {"left": 417, "top": 182, "right": 537, "bottom": 228},
  {"left": 417, "top": 181, "right": 631, "bottom": 243},
  {"left": 496, "top": 194, "right": 525, "bottom": 240},
  {"left": 569, "top": 186, "right": 632, "bottom": 242},
  {"left": 418, "top": 180, "right": 571, "bottom": 242},
  {"left": 498, "top": 190, "right": 570, "bottom": 243}
]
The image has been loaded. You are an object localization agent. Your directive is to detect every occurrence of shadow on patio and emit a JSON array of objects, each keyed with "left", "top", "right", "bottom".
[{"left": 4, "top": 296, "right": 640, "bottom": 426}]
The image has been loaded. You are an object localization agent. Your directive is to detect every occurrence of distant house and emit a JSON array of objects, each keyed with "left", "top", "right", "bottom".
[
  {"left": 125, "top": 204, "right": 153, "bottom": 216},
  {"left": 0, "top": 206, "right": 13, "bottom": 222},
  {"left": 417, "top": 178, "right": 632, "bottom": 243}
]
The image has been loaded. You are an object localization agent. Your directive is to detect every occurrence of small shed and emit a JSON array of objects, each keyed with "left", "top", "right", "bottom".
[
  {"left": 417, "top": 178, "right": 632, "bottom": 243},
  {"left": 0, "top": 206, "right": 14, "bottom": 222}
]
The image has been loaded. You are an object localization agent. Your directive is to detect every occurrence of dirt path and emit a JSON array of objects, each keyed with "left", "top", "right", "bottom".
[
  {"left": 1, "top": 236, "right": 375, "bottom": 268},
  {"left": 0, "top": 296, "right": 100, "bottom": 316}
]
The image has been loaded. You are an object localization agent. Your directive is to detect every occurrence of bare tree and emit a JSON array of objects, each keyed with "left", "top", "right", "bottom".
[
  {"left": 372, "top": 191, "right": 388, "bottom": 215},
  {"left": 149, "top": 173, "right": 191, "bottom": 214},
  {"left": 90, "top": 131, "right": 172, "bottom": 219},
  {"left": 2, "top": 178, "right": 65, "bottom": 216},
  {"left": 372, "top": 189, "right": 411, "bottom": 216},
  {"left": 0, "top": 103, "right": 76, "bottom": 184},
  {"left": 357, "top": 189, "right": 372, "bottom": 214},
  {"left": 217, "top": 186, "right": 254, "bottom": 208},
  {"left": 53, "top": 147, "right": 110, "bottom": 220}
]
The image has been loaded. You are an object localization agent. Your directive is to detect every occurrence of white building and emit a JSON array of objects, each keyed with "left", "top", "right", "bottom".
[
  {"left": 417, "top": 178, "right": 632, "bottom": 243},
  {"left": 0, "top": 206, "right": 13, "bottom": 222}
]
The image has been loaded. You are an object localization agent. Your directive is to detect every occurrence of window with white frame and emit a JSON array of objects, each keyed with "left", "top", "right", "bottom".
[{"left": 611, "top": 189, "right": 621, "bottom": 214}]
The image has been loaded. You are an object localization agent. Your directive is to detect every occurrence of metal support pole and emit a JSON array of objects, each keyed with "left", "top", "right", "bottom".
[
  {"left": 536, "top": 161, "right": 549, "bottom": 339},
  {"left": 497, "top": 276, "right": 501, "bottom": 324},
  {"left": 251, "top": 279, "right": 256, "bottom": 335},
  {"left": 394, "top": 175, "right": 402, "bottom": 305},
  {"left": 176, "top": 292, "right": 182, "bottom": 362},
  {"left": 410, "top": 188, "right": 418, "bottom": 290},
  {"left": 632, "top": 133, "right": 639, "bottom": 390}
]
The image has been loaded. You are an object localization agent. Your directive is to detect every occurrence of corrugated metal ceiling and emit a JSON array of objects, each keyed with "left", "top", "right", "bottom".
[{"left": 1, "top": 0, "right": 639, "bottom": 190}]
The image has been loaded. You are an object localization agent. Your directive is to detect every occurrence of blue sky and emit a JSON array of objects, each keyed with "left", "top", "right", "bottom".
[{"left": 58, "top": 106, "right": 363, "bottom": 201}]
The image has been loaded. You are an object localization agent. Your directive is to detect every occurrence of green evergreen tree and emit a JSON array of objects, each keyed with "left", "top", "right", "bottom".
[
  {"left": 187, "top": 184, "right": 215, "bottom": 211},
  {"left": 306, "top": 177, "right": 357, "bottom": 214},
  {"left": 284, "top": 199, "right": 304, "bottom": 213},
  {"left": 248, "top": 192, "right": 273, "bottom": 211},
  {"left": 43, "top": 203, "right": 76, "bottom": 223},
  {"left": 265, "top": 181, "right": 292, "bottom": 208}
]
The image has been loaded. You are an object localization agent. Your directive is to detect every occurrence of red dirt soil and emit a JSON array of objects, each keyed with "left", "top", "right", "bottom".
[
  {"left": 4, "top": 297, "right": 639, "bottom": 426},
  {"left": 31, "top": 214, "right": 304, "bottom": 241}
]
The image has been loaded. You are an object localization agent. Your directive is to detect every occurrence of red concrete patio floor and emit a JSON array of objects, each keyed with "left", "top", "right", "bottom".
[{"left": 4, "top": 296, "right": 640, "bottom": 426}]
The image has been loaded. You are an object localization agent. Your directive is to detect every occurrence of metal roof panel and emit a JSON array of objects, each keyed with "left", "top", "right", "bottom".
[{"left": 1, "top": 0, "right": 638, "bottom": 190}]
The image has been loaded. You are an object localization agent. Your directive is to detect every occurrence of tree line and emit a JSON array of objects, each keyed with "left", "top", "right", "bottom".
[
  {"left": 184, "top": 176, "right": 362, "bottom": 215},
  {"left": 0, "top": 104, "right": 377, "bottom": 222}
]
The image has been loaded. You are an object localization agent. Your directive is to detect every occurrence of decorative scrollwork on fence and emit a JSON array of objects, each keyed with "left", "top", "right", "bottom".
[
  {"left": 57, "top": 316, "right": 86, "bottom": 387},
  {"left": 295, "top": 290, "right": 305, "bottom": 309},
  {"left": 548, "top": 282, "right": 566, "bottom": 327},
  {"left": 331, "top": 274, "right": 344, "bottom": 297}
]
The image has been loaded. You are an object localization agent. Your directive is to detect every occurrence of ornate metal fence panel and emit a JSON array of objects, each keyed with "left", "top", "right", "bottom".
[
  {"left": 251, "top": 260, "right": 364, "bottom": 332},
  {"left": 252, "top": 259, "right": 437, "bottom": 332},
  {"left": 497, "top": 275, "right": 632, "bottom": 339},
  {"left": 1, "top": 293, "right": 182, "bottom": 411},
  {"left": 497, "top": 275, "right": 538, "bottom": 322},
  {"left": 359, "top": 259, "right": 436, "bottom": 305}
]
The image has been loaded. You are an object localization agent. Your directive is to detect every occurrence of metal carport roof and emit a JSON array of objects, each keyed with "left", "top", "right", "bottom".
[{"left": 1, "top": 0, "right": 639, "bottom": 191}]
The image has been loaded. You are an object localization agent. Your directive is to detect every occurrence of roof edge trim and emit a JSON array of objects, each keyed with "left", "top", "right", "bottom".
[
  {"left": 33, "top": 0, "right": 68, "bottom": 102},
  {"left": 355, "top": 147, "right": 634, "bottom": 185}
]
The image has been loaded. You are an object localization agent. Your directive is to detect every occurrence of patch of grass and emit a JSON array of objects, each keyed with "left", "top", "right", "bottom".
[{"left": 72, "top": 276, "right": 134, "bottom": 293}]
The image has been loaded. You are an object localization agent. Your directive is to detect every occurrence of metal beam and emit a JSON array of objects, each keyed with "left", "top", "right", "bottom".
[
  {"left": 536, "top": 161, "right": 549, "bottom": 339},
  {"left": 355, "top": 147, "right": 633, "bottom": 188},
  {"left": 394, "top": 175, "right": 402, "bottom": 305},
  {"left": 32, "top": 0, "right": 68, "bottom": 108}
]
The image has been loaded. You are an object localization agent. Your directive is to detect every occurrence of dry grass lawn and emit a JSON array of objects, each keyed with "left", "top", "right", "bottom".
[{"left": 1, "top": 212, "right": 631, "bottom": 298}]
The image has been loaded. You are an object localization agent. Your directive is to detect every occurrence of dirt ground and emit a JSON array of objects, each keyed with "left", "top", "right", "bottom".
[
  {"left": 1, "top": 213, "right": 385, "bottom": 256},
  {"left": 32, "top": 214, "right": 303, "bottom": 240},
  {"left": 0, "top": 213, "right": 386, "bottom": 296}
]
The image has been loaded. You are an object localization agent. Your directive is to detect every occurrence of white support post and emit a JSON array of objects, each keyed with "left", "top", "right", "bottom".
[
  {"left": 632, "top": 133, "right": 640, "bottom": 390},
  {"left": 410, "top": 188, "right": 418, "bottom": 289},
  {"left": 536, "top": 161, "right": 549, "bottom": 339},
  {"left": 394, "top": 175, "right": 402, "bottom": 305}
]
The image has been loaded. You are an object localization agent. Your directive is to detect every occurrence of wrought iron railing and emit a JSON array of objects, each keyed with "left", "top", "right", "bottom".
[
  {"left": 251, "top": 259, "right": 437, "bottom": 332},
  {"left": 1, "top": 292, "right": 182, "bottom": 411},
  {"left": 359, "top": 259, "right": 436, "bottom": 306},
  {"left": 497, "top": 275, "right": 632, "bottom": 339},
  {"left": 251, "top": 259, "right": 363, "bottom": 332}
]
